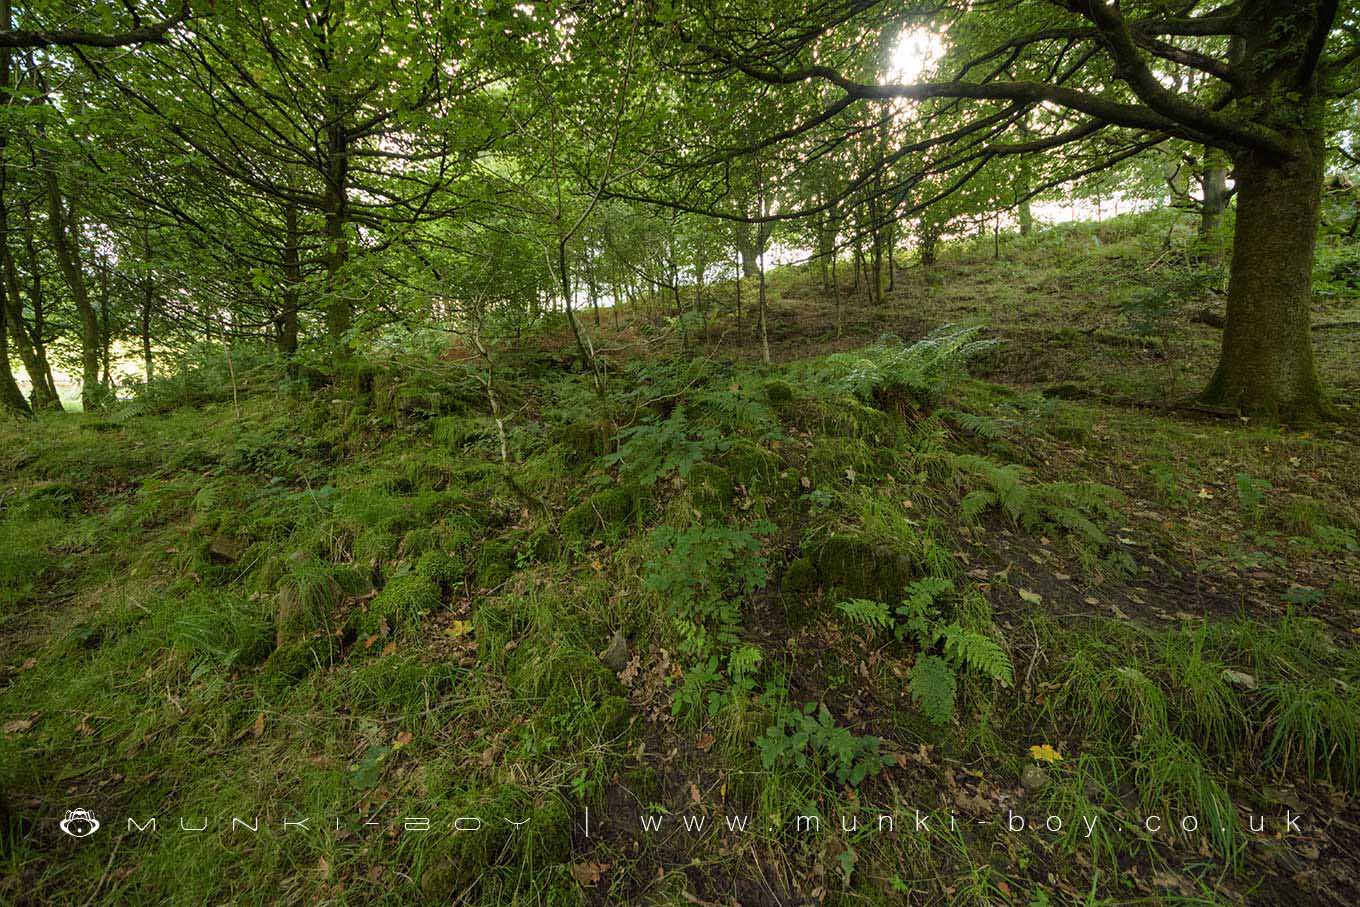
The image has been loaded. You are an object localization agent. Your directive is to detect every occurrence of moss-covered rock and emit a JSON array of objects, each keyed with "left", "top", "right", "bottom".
[
  {"left": 416, "top": 549, "right": 464, "bottom": 588},
  {"left": 557, "top": 420, "right": 613, "bottom": 466},
  {"left": 781, "top": 556, "right": 818, "bottom": 594},
  {"left": 764, "top": 379, "right": 795, "bottom": 408},
  {"left": 261, "top": 637, "right": 335, "bottom": 683},
  {"left": 809, "top": 534, "right": 918, "bottom": 601},
  {"left": 719, "top": 440, "right": 781, "bottom": 490},
  {"left": 473, "top": 540, "right": 517, "bottom": 589},
  {"left": 525, "top": 527, "right": 561, "bottom": 563},
  {"left": 359, "top": 572, "right": 441, "bottom": 637},
  {"left": 687, "top": 462, "right": 734, "bottom": 509},
  {"left": 560, "top": 487, "right": 639, "bottom": 543}
]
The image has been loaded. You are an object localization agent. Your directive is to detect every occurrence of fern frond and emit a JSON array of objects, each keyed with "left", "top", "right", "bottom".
[
  {"left": 909, "top": 655, "right": 957, "bottom": 724},
  {"left": 940, "top": 624, "right": 1014, "bottom": 686}
]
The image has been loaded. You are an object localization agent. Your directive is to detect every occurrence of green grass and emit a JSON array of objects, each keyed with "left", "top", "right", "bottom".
[{"left": 2, "top": 210, "right": 1358, "bottom": 905}]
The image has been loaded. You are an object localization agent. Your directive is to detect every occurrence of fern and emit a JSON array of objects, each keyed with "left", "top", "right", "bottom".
[
  {"left": 909, "top": 655, "right": 957, "bottom": 725},
  {"left": 940, "top": 624, "right": 1014, "bottom": 686},
  {"left": 836, "top": 598, "right": 892, "bottom": 629}
]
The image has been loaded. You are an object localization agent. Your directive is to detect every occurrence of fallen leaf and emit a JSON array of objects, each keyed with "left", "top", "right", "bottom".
[
  {"left": 445, "top": 620, "right": 472, "bottom": 639},
  {"left": 695, "top": 733, "right": 715, "bottom": 752},
  {"left": 393, "top": 731, "right": 414, "bottom": 750},
  {"left": 570, "top": 861, "right": 609, "bottom": 887},
  {"left": 1029, "top": 743, "right": 1063, "bottom": 763},
  {"left": 1018, "top": 589, "right": 1043, "bottom": 605},
  {"left": 3, "top": 717, "right": 35, "bottom": 734}
]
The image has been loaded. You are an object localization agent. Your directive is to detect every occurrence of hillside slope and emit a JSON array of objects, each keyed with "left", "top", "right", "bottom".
[{"left": 2, "top": 216, "right": 1359, "bottom": 905}]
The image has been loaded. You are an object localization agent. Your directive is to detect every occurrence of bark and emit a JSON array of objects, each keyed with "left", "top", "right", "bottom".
[
  {"left": 40, "top": 134, "right": 101, "bottom": 410},
  {"left": 0, "top": 294, "right": 28, "bottom": 416},
  {"left": 322, "top": 92, "right": 351, "bottom": 353},
  {"left": 278, "top": 201, "right": 300, "bottom": 355},
  {"left": 1200, "top": 0, "right": 1331, "bottom": 422},
  {"left": 1201, "top": 138, "right": 1325, "bottom": 421},
  {"left": 18, "top": 204, "right": 57, "bottom": 405}
]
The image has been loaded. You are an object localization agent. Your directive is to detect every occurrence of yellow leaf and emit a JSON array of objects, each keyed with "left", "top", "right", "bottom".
[
  {"left": 1029, "top": 743, "right": 1063, "bottom": 763},
  {"left": 445, "top": 620, "right": 472, "bottom": 638}
]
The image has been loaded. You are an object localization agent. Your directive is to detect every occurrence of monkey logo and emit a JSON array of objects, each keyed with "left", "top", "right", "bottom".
[{"left": 59, "top": 808, "right": 100, "bottom": 839}]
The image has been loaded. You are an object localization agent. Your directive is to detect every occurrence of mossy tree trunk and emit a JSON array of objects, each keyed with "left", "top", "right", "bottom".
[{"left": 1201, "top": 134, "right": 1326, "bottom": 421}]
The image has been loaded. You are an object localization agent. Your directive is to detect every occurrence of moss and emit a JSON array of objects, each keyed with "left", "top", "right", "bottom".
[
  {"left": 764, "top": 379, "right": 795, "bottom": 407},
  {"left": 508, "top": 643, "right": 621, "bottom": 708},
  {"left": 432, "top": 415, "right": 495, "bottom": 450},
  {"left": 418, "top": 786, "right": 571, "bottom": 901},
  {"left": 359, "top": 572, "right": 441, "bottom": 637},
  {"left": 781, "top": 556, "right": 818, "bottom": 594},
  {"left": 719, "top": 440, "right": 781, "bottom": 490},
  {"left": 557, "top": 420, "right": 612, "bottom": 466},
  {"left": 526, "top": 527, "right": 561, "bottom": 563},
  {"left": 805, "top": 436, "right": 881, "bottom": 487},
  {"left": 687, "top": 462, "right": 734, "bottom": 509},
  {"left": 591, "top": 695, "right": 635, "bottom": 740},
  {"left": 561, "top": 487, "right": 639, "bottom": 543},
  {"left": 261, "top": 637, "right": 335, "bottom": 683},
  {"left": 344, "top": 653, "right": 461, "bottom": 713},
  {"left": 474, "top": 540, "right": 517, "bottom": 589},
  {"left": 416, "top": 550, "right": 464, "bottom": 588},
  {"left": 233, "top": 623, "right": 276, "bottom": 668},
  {"left": 809, "top": 534, "right": 917, "bottom": 601}
]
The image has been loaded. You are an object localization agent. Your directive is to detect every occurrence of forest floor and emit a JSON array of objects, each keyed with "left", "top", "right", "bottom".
[{"left": 2, "top": 211, "right": 1359, "bottom": 906}]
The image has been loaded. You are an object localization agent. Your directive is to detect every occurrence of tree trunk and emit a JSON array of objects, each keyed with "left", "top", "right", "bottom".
[
  {"left": 1198, "top": 159, "right": 1229, "bottom": 262},
  {"left": 41, "top": 143, "right": 101, "bottom": 410},
  {"left": 279, "top": 202, "right": 300, "bottom": 355},
  {"left": 97, "top": 265, "right": 111, "bottom": 391},
  {"left": 18, "top": 204, "right": 58, "bottom": 406},
  {"left": 0, "top": 295, "right": 28, "bottom": 416},
  {"left": 322, "top": 101, "right": 351, "bottom": 353},
  {"left": 1201, "top": 138, "right": 1325, "bottom": 421}
]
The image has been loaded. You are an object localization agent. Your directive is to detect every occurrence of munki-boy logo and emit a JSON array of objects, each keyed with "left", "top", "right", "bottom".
[{"left": 59, "top": 808, "right": 100, "bottom": 839}]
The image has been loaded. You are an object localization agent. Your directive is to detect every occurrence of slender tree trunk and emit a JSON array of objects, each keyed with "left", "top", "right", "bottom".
[
  {"left": 279, "top": 201, "right": 300, "bottom": 355},
  {"left": 756, "top": 237, "right": 770, "bottom": 365},
  {"left": 322, "top": 98, "right": 351, "bottom": 353},
  {"left": 1202, "top": 137, "right": 1325, "bottom": 421},
  {"left": 19, "top": 205, "right": 57, "bottom": 405},
  {"left": 1198, "top": 158, "right": 1229, "bottom": 262},
  {"left": 0, "top": 283, "right": 27, "bottom": 415},
  {"left": 40, "top": 137, "right": 101, "bottom": 410},
  {"left": 97, "top": 265, "right": 111, "bottom": 390}
]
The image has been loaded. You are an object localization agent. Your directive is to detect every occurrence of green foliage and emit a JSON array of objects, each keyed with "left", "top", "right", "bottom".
[
  {"left": 838, "top": 578, "right": 1013, "bottom": 725},
  {"left": 757, "top": 702, "right": 894, "bottom": 786},
  {"left": 603, "top": 406, "right": 729, "bottom": 484},
  {"left": 808, "top": 327, "right": 1000, "bottom": 414}
]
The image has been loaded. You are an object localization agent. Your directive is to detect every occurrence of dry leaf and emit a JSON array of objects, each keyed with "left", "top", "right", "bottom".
[
  {"left": 570, "top": 861, "right": 609, "bottom": 887},
  {"left": 3, "top": 717, "right": 35, "bottom": 734},
  {"left": 695, "top": 733, "right": 715, "bottom": 752}
]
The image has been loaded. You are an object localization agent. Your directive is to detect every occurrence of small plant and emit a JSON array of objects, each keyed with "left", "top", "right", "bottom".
[
  {"left": 838, "top": 577, "right": 1013, "bottom": 724},
  {"left": 757, "top": 702, "right": 894, "bottom": 785},
  {"left": 810, "top": 326, "right": 1000, "bottom": 416},
  {"left": 1235, "top": 471, "right": 1271, "bottom": 525}
]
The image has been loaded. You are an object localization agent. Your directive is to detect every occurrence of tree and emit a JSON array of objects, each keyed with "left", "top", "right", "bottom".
[{"left": 663, "top": 0, "right": 1358, "bottom": 420}]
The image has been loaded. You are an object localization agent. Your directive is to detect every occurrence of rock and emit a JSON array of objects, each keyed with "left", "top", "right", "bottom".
[
  {"left": 208, "top": 534, "right": 248, "bottom": 564},
  {"left": 601, "top": 628, "right": 629, "bottom": 672},
  {"left": 1021, "top": 763, "right": 1049, "bottom": 793}
]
